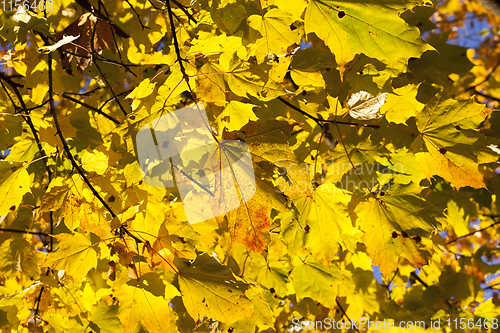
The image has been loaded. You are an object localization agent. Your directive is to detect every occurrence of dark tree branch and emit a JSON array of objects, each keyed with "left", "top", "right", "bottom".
[
  {"left": 0, "top": 74, "right": 53, "bottom": 182},
  {"left": 39, "top": 33, "right": 143, "bottom": 261},
  {"left": 166, "top": 0, "right": 190, "bottom": 85},
  {"left": 47, "top": 59, "right": 117, "bottom": 220},
  {"left": 0, "top": 72, "right": 24, "bottom": 88},
  {"left": 75, "top": 0, "right": 130, "bottom": 38},
  {"left": 90, "top": 20, "right": 128, "bottom": 117},
  {"left": 0, "top": 228, "right": 49, "bottom": 237},
  {"left": 63, "top": 87, "right": 102, "bottom": 96},
  {"left": 472, "top": 90, "right": 500, "bottom": 103},
  {"left": 125, "top": 0, "right": 149, "bottom": 29},
  {"left": 62, "top": 93, "right": 120, "bottom": 124},
  {"left": 410, "top": 271, "right": 429, "bottom": 288},
  {"left": 0, "top": 72, "right": 119, "bottom": 124},
  {"left": 484, "top": 282, "right": 500, "bottom": 290},
  {"left": 277, "top": 96, "right": 383, "bottom": 129},
  {"left": 278, "top": 96, "right": 323, "bottom": 128},
  {"left": 336, "top": 298, "right": 360, "bottom": 333},
  {"left": 155, "top": 0, "right": 198, "bottom": 24},
  {"left": 93, "top": 61, "right": 128, "bottom": 117},
  {"left": 98, "top": 89, "right": 133, "bottom": 113}
]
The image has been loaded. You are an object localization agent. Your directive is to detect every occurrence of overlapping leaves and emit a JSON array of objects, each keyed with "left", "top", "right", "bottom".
[{"left": 1, "top": 0, "right": 500, "bottom": 332}]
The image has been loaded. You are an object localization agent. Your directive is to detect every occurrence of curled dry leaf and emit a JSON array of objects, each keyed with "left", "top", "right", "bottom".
[
  {"left": 346, "top": 91, "right": 388, "bottom": 120},
  {"left": 55, "top": 13, "right": 116, "bottom": 75}
]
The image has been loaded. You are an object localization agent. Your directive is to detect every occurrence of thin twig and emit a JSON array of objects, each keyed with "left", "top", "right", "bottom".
[
  {"left": 97, "top": 0, "right": 125, "bottom": 62},
  {"left": 0, "top": 228, "right": 49, "bottom": 237},
  {"left": 484, "top": 282, "right": 500, "bottom": 290},
  {"left": 447, "top": 219, "right": 500, "bottom": 244},
  {"left": 335, "top": 298, "right": 360, "bottom": 333},
  {"left": 165, "top": 0, "right": 190, "bottom": 85},
  {"left": 0, "top": 75, "right": 53, "bottom": 182},
  {"left": 62, "top": 93, "right": 120, "bottom": 124},
  {"left": 98, "top": 89, "right": 133, "bottom": 113},
  {"left": 277, "top": 96, "right": 383, "bottom": 129},
  {"left": 125, "top": 0, "right": 149, "bottom": 29},
  {"left": 472, "top": 89, "right": 500, "bottom": 103},
  {"left": 48, "top": 65, "right": 117, "bottom": 219},
  {"left": 155, "top": 0, "right": 197, "bottom": 24},
  {"left": 410, "top": 271, "right": 429, "bottom": 288},
  {"left": 90, "top": 20, "right": 128, "bottom": 116},
  {"left": 63, "top": 87, "right": 102, "bottom": 96},
  {"left": 21, "top": 35, "right": 56, "bottom": 331},
  {"left": 75, "top": 0, "right": 130, "bottom": 38},
  {"left": 58, "top": 49, "right": 139, "bottom": 74},
  {"left": 94, "top": 62, "right": 128, "bottom": 116}
]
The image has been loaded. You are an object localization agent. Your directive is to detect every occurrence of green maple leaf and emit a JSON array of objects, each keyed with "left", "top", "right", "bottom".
[{"left": 304, "top": 0, "right": 433, "bottom": 65}]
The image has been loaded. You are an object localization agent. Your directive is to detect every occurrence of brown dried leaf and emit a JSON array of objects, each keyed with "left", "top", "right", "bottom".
[{"left": 56, "top": 13, "right": 116, "bottom": 75}]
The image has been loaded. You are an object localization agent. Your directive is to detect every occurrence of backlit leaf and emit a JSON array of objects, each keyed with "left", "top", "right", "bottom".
[
  {"left": 291, "top": 255, "right": 341, "bottom": 309},
  {"left": 43, "top": 233, "right": 97, "bottom": 280},
  {"left": 0, "top": 162, "right": 30, "bottom": 216},
  {"left": 305, "top": 0, "right": 432, "bottom": 65},
  {"left": 178, "top": 253, "right": 255, "bottom": 324},
  {"left": 355, "top": 183, "right": 440, "bottom": 275},
  {"left": 346, "top": 91, "right": 388, "bottom": 120},
  {"left": 115, "top": 273, "right": 179, "bottom": 333},
  {"left": 414, "top": 96, "right": 499, "bottom": 189}
]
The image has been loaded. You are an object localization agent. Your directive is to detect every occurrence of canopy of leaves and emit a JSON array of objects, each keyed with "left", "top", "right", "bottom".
[{"left": 0, "top": 0, "right": 500, "bottom": 332}]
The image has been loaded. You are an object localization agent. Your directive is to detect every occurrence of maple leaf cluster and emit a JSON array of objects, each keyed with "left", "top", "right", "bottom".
[{"left": 0, "top": 0, "right": 499, "bottom": 332}]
